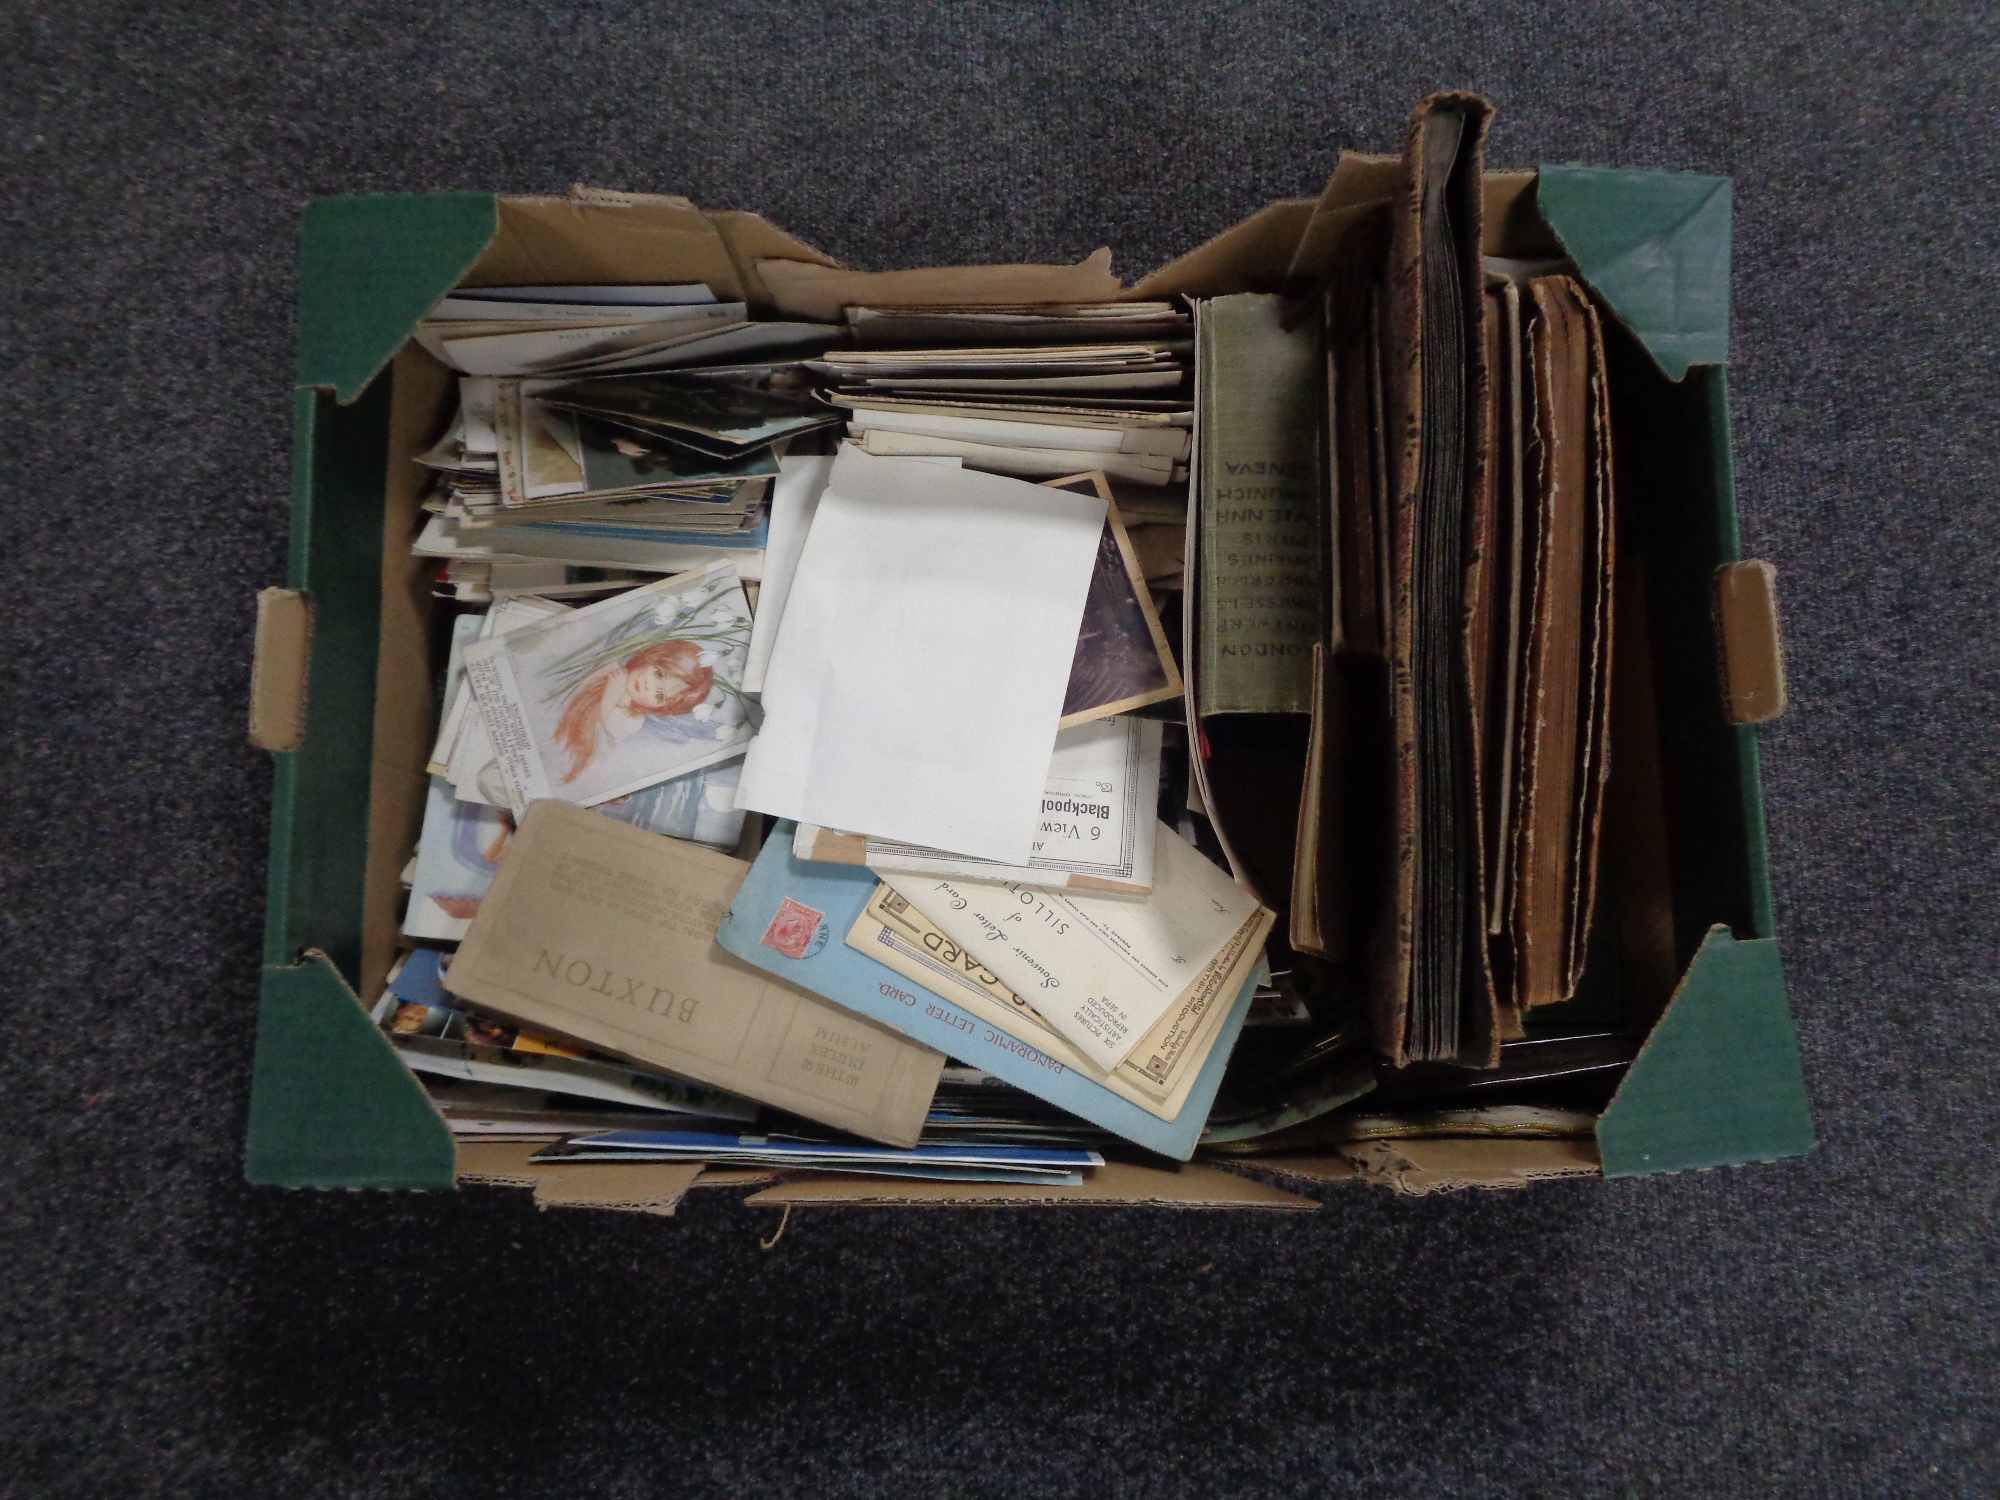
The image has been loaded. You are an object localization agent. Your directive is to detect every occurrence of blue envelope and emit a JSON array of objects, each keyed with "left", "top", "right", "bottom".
[{"left": 716, "top": 822, "right": 1253, "bottom": 1160}]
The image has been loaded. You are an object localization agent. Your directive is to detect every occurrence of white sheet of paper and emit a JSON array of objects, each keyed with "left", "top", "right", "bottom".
[
  {"left": 802, "top": 716, "right": 1164, "bottom": 891},
  {"left": 879, "top": 824, "right": 1263, "bottom": 1071},
  {"left": 735, "top": 446, "right": 1105, "bottom": 864},
  {"left": 743, "top": 454, "right": 833, "bottom": 695}
]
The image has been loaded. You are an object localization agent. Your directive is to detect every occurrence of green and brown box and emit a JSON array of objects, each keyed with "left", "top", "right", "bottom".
[{"left": 247, "top": 169, "right": 1812, "bottom": 1210}]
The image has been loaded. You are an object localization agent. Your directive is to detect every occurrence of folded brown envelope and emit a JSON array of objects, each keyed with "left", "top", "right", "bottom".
[{"left": 447, "top": 800, "right": 945, "bottom": 1146}]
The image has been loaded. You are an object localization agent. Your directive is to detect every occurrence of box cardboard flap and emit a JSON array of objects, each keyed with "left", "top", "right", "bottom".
[
  {"left": 1716, "top": 559, "right": 1788, "bottom": 723},
  {"left": 297, "top": 192, "right": 500, "bottom": 403},
  {"left": 525, "top": 1161, "right": 704, "bottom": 1215},
  {"left": 1337, "top": 1137, "right": 1602, "bottom": 1195},
  {"left": 704, "top": 209, "right": 845, "bottom": 312},
  {"left": 687, "top": 1166, "right": 781, "bottom": 1189},
  {"left": 248, "top": 587, "right": 312, "bottom": 752},
  {"left": 455, "top": 1140, "right": 706, "bottom": 1215},
  {"left": 1597, "top": 926, "right": 1814, "bottom": 1176},
  {"left": 467, "top": 190, "right": 747, "bottom": 304},
  {"left": 246, "top": 950, "right": 456, "bottom": 1190},
  {"left": 741, "top": 1160, "right": 1317, "bottom": 1209},
  {"left": 1481, "top": 169, "right": 1567, "bottom": 258},
  {"left": 1535, "top": 165, "right": 1731, "bottom": 381},
  {"left": 1132, "top": 199, "right": 1317, "bottom": 299},
  {"left": 1282, "top": 151, "right": 1402, "bottom": 290},
  {"left": 1229, "top": 1154, "right": 1366, "bottom": 1188},
  {"left": 756, "top": 248, "right": 1122, "bottom": 322},
  {"left": 453, "top": 1139, "right": 547, "bottom": 1186},
  {"left": 265, "top": 383, "right": 392, "bottom": 979}
]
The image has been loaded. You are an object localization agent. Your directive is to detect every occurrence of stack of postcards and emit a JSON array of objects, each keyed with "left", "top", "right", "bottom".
[{"left": 382, "top": 262, "right": 1609, "bottom": 1194}]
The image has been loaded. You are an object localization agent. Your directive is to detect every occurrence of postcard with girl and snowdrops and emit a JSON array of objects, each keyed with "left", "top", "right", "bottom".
[{"left": 460, "top": 562, "right": 754, "bottom": 813}]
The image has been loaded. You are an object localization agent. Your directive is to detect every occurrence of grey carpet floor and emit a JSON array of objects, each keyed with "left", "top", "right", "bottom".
[{"left": 2, "top": 3, "right": 1996, "bottom": 1495}]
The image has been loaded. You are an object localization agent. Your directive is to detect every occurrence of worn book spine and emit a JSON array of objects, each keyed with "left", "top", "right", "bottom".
[
  {"left": 1367, "top": 90, "right": 1497, "bottom": 1067},
  {"left": 1195, "top": 293, "right": 1325, "bottom": 715},
  {"left": 1514, "top": 277, "right": 1591, "bottom": 1012},
  {"left": 1565, "top": 285, "right": 1616, "bottom": 999}
]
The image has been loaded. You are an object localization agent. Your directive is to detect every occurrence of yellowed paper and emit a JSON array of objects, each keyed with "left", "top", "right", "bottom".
[
  {"left": 847, "top": 880, "right": 1267, "bottom": 1119},
  {"left": 449, "top": 800, "right": 945, "bottom": 1145}
]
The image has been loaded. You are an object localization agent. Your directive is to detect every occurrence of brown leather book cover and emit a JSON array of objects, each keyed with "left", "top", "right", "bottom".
[
  {"left": 1367, "top": 90, "right": 1495, "bottom": 1067},
  {"left": 1566, "top": 287, "right": 1617, "bottom": 996},
  {"left": 1514, "top": 276, "right": 1594, "bottom": 1011}
]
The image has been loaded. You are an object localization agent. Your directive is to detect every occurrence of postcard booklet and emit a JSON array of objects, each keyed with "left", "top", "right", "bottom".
[{"left": 448, "top": 800, "right": 945, "bottom": 1146}]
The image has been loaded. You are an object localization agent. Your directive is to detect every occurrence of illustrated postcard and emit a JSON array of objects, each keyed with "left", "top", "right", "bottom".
[{"left": 460, "top": 563, "right": 755, "bottom": 813}]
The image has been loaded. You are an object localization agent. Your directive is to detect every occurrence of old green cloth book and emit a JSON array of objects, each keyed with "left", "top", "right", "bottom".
[{"left": 1195, "top": 294, "right": 1323, "bottom": 715}]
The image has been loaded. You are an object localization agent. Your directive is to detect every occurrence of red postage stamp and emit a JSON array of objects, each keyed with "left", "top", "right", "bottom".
[{"left": 761, "top": 896, "right": 826, "bottom": 959}]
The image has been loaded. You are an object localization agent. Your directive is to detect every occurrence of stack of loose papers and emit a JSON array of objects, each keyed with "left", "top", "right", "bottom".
[
  {"left": 810, "top": 304, "right": 1192, "bottom": 485},
  {"left": 442, "top": 566, "right": 755, "bottom": 814},
  {"left": 372, "top": 951, "right": 759, "bottom": 1124},
  {"left": 427, "top": 373, "right": 836, "bottom": 520},
  {"left": 878, "top": 821, "right": 1272, "bottom": 1073},
  {"left": 414, "top": 283, "right": 838, "bottom": 377},
  {"left": 411, "top": 371, "right": 848, "bottom": 584},
  {"left": 846, "top": 301, "right": 1190, "bottom": 347},
  {"left": 369, "top": 280, "right": 1288, "bottom": 1182},
  {"left": 532, "top": 1131, "right": 1104, "bottom": 1186}
]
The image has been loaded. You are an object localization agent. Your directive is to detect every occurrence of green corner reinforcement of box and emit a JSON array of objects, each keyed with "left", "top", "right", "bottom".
[{"left": 246, "top": 166, "right": 1813, "bottom": 1201}]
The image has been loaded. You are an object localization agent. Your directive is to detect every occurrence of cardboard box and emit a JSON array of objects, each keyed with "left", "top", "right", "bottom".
[{"left": 246, "top": 169, "right": 1813, "bottom": 1212}]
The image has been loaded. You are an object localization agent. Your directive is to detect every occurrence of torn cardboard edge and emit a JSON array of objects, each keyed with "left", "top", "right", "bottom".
[
  {"left": 249, "top": 588, "right": 312, "bottom": 752},
  {"left": 454, "top": 1141, "right": 777, "bottom": 1211},
  {"left": 455, "top": 1140, "right": 703, "bottom": 1216},
  {"left": 1217, "top": 1138, "right": 1601, "bottom": 1197},
  {"left": 452, "top": 1135, "right": 1612, "bottom": 1212},
  {"left": 1335, "top": 1138, "right": 1600, "bottom": 1196},
  {"left": 741, "top": 1159, "right": 1318, "bottom": 1210},
  {"left": 454, "top": 1143, "right": 1316, "bottom": 1212}
]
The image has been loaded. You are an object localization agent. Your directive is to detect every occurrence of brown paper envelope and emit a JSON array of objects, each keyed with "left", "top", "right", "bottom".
[{"left": 449, "top": 800, "right": 945, "bottom": 1146}]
